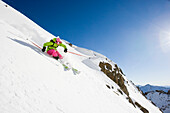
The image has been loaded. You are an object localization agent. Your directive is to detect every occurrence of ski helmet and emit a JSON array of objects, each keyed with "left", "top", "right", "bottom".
[
  {"left": 56, "top": 37, "right": 62, "bottom": 43},
  {"left": 52, "top": 37, "right": 62, "bottom": 45}
]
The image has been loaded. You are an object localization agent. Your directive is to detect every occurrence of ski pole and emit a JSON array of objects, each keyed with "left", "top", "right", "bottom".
[
  {"left": 67, "top": 51, "right": 85, "bottom": 57},
  {"left": 67, "top": 51, "right": 91, "bottom": 58},
  {"left": 27, "top": 39, "right": 42, "bottom": 49},
  {"left": 28, "top": 39, "right": 89, "bottom": 58}
]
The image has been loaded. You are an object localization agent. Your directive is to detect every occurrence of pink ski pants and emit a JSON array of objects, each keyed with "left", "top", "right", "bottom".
[{"left": 47, "top": 49, "right": 63, "bottom": 59}]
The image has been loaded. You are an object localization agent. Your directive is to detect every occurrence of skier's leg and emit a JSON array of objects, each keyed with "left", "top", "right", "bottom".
[
  {"left": 59, "top": 53, "right": 72, "bottom": 68},
  {"left": 47, "top": 49, "right": 55, "bottom": 55},
  {"left": 49, "top": 49, "right": 59, "bottom": 60},
  {"left": 56, "top": 51, "right": 63, "bottom": 59}
]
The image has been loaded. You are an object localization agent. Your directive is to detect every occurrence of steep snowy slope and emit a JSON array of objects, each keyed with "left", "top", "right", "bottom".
[
  {"left": 146, "top": 91, "right": 170, "bottom": 113},
  {"left": 0, "top": 1, "right": 161, "bottom": 113},
  {"left": 139, "top": 85, "right": 170, "bottom": 113}
]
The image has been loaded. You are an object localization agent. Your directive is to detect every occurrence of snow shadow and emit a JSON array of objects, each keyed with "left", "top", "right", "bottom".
[
  {"left": 8, "top": 37, "right": 42, "bottom": 55},
  {"left": 8, "top": 37, "right": 60, "bottom": 67},
  {"left": 82, "top": 59, "right": 100, "bottom": 71}
]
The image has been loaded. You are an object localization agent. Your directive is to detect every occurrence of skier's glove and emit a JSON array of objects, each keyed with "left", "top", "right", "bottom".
[
  {"left": 42, "top": 47, "right": 46, "bottom": 52},
  {"left": 64, "top": 48, "right": 67, "bottom": 53}
]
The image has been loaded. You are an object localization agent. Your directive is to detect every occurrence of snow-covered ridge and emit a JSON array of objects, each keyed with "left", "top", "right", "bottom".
[
  {"left": 146, "top": 91, "right": 169, "bottom": 113},
  {"left": 0, "top": 1, "right": 161, "bottom": 113},
  {"left": 139, "top": 84, "right": 170, "bottom": 113},
  {"left": 139, "top": 84, "right": 170, "bottom": 93}
]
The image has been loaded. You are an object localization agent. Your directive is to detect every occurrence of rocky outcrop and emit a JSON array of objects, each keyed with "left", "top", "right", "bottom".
[
  {"left": 126, "top": 97, "right": 135, "bottom": 107},
  {"left": 99, "top": 61, "right": 150, "bottom": 113},
  {"left": 135, "top": 102, "right": 149, "bottom": 113},
  {"left": 168, "top": 90, "right": 170, "bottom": 94},
  {"left": 155, "top": 90, "right": 170, "bottom": 95},
  {"left": 99, "top": 62, "right": 129, "bottom": 96}
]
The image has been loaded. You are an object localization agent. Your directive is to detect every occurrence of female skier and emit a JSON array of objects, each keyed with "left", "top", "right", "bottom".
[{"left": 42, "top": 37, "right": 67, "bottom": 60}]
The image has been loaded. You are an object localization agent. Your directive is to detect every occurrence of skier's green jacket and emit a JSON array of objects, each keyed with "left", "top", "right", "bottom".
[{"left": 43, "top": 38, "right": 67, "bottom": 52}]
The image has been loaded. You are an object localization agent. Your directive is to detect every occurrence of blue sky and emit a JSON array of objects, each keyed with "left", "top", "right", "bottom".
[{"left": 3, "top": 0, "right": 170, "bottom": 86}]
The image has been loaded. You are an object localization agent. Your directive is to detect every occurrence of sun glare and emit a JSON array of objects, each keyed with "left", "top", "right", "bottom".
[{"left": 159, "top": 31, "right": 170, "bottom": 53}]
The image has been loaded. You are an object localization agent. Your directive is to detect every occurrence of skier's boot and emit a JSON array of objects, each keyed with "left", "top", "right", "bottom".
[{"left": 53, "top": 56, "right": 59, "bottom": 60}]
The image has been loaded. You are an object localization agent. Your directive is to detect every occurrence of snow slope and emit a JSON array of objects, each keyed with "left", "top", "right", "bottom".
[
  {"left": 0, "top": 1, "right": 161, "bottom": 113},
  {"left": 139, "top": 85, "right": 170, "bottom": 113},
  {"left": 146, "top": 91, "right": 170, "bottom": 113}
]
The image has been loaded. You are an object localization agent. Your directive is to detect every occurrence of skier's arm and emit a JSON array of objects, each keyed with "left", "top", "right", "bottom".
[
  {"left": 42, "top": 42, "right": 53, "bottom": 52},
  {"left": 59, "top": 43, "right": 67, "bottom": 53},
  {"left": 59, "top": 43, "right": 67, "bottom": 49},
  {"left": 43, "top": 42, "right": 53, "bottom": 47}
]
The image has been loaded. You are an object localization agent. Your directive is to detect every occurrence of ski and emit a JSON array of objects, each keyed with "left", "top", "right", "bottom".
[
  {"left": 72, "top": 68, "right": 80, "bottom": 75},
  {"left": 62, "top": 64, "right": 70, "bottom": 70},
  {"left": 60, "top": 61, "right": 80, "bottom": 75}
]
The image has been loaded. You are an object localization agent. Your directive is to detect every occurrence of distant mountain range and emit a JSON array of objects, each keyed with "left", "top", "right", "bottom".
[
  {"left": 139, "top": 84, "right": 170, "bottom": 93},
  {"left": 139, "top": 84, "right": 170, "bottom": 113}
]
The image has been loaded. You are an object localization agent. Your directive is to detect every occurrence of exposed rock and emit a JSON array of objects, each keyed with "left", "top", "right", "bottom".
[
  {"left": 118, "top": 89, "right": 123, "bottom": 95},
  {"left": 155, "top": 90, "right": 170, "bottom": 95},
  {"left": 106, "top": 84, "right": 111, "bottom": 89},
  {"left": 126, "top": 97, "right": 135, "bottom": 107},
  {"left": 136, "top": 86, "right": 147, "bottom": 99},
  {"left": 105, "top": 63, "right": 112, "bottom": 70},
  {"left": 119, "top": 68, "right": 124, "bottom": 75},
  {"left": 135, "top": 102, "right": 149, "bottom": 113},
  {"left": 168, "top": 90, "right": 170, "bottom": 94},
  {"left": 99, "top": 62, "right": 129, "bottom": 96},
  {"left": 68, "top": 43, "right": 72, "bottom": 47},
  {"left": 99, "top": 62, "right": 140, "bottom": 109}
]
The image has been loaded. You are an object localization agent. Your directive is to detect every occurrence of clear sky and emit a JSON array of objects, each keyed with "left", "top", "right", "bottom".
[{"left": 3, "top": 0, "right": 170, "bottom": 86}]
